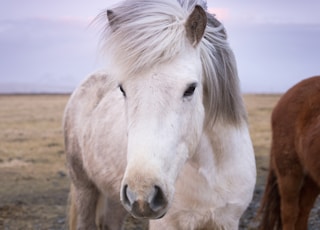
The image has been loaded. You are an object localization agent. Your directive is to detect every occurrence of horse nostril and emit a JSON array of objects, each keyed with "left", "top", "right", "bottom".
[
  {"left": 122, "top": 184, "right": 131, "bottom": 207},
  {"left": 150, "top": 185, "right": 167, "bottom": 212},
  {"left": 121, "top": 184, "right": 168, "bottom": 219}
]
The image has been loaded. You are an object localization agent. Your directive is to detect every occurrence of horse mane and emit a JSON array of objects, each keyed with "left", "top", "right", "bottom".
[
  {"left": 99, "top": 0, "right": 247, "bottom": 126},
  {"left": 200, "top": 12, "right": 247, "bottom": 126},
  {"left": 100, "top": 0, "right": 188, "bottom": 77}
]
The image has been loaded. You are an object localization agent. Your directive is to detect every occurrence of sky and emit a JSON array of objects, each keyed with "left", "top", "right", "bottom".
[{"left": 0, "top": 0, "right": 319, "bottom": 93}]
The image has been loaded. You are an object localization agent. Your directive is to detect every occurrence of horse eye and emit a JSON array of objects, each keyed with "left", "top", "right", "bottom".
[
  {"left": 183, "top": 83, "right": 197, "bottom": 97},
  {"left": 119, "top": 84, "right": 126, "bottom": 97}
]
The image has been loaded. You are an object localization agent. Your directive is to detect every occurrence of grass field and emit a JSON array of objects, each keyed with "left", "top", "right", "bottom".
[{"left": 0, "top": 94, "right": 280, "bottom": 229}]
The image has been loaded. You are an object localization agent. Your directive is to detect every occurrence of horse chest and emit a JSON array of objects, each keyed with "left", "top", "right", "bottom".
[
  {"left": 157, "top": 130, "right": 256, "bottom": 229},
  {"left": 177, "top": 162, "right": 227, "bottom": 208},
  {"left": 155, "top": 163, "right": 223, "bottom": 228}
]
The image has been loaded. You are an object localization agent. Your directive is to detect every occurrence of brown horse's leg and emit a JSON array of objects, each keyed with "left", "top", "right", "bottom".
[
  {"left": 295, "top": 176, "right": 320, "bottom": 230},
  {"left": 276, "top": 161, "right": 304, "bottom": 230},
  {"left": 295, "top": 129, "right": 320, "bottom": 229}
]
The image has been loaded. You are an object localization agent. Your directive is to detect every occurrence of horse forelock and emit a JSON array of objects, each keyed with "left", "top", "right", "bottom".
[
  {"left": 101, "top": 0, "right": 191, "bottom": 79},
  {"left": 100, "top": 0, "right": 246, "bottom": 126}
]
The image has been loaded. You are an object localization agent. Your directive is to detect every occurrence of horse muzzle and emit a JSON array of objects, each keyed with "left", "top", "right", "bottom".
[{"left": 121, "top": 184, "right": 168, "bottom": 219}]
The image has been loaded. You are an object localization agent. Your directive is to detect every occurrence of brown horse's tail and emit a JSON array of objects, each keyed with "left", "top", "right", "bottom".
[{"left": 258, "top": 167, "right": 282, "bottom": 230}]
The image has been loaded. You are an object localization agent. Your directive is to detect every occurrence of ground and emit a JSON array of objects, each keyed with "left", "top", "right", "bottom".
[{"left": 0, "top": 94, "right": 319, "bottom": 229}]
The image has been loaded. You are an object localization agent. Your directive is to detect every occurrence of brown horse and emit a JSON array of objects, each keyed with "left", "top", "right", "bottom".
[{"left": 259, "top": 75, "right": 320, "bottom": 230}]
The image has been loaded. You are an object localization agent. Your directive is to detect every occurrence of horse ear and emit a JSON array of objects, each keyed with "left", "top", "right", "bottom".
[
  {"left": 107, "top": 10, "right": 117, "bottom": 28},
  {"left": 185, "top": 5, "right": 207, "bottom": 47}
]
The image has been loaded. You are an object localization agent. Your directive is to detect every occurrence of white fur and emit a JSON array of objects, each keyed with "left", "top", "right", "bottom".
[
  {"left": 64, "top": 0, "right": 256, "bottom": 229},
  {"left": 65, "top": 69, "right": 256, "bottom": 229},
  {"left": 149, "top": 123, "right": 256, "bottom": 229}
]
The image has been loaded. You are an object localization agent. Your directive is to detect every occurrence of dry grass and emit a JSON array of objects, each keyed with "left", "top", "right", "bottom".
[
  {"left": 0, "top": 94, "right": 281, "bottom": 229},
  {"left": 0, "top": 95, "right": 70, "bottom": 229},
  {"left": 243, "top": 94, "right": 280, "bottom": 186},
  {"left": 244, "top": 94, "right": 280, "bottom": 153}
]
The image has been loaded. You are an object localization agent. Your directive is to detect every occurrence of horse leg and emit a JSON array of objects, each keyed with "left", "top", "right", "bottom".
[
  {"left": 95, "top": 193, "right": 149, "bottom": 230},
  {"left": 295, "top": 138, "right": 320, "bottom": 230},
  {"left": 96, "top": 194, "right": 131, "bottom": 230},
  {"left": 67, "top": 155, "right": 100, "bottom": 229},
  {"left": 276, "top": 163, "right": 304, "bottom": 230},
  {"left": 295, "top": 176, "right": 320, "bottom": 230},
  {"left": 68, "top": 184, "right": 77, "bottom": 230},
  {"left": 65, "top": 141, "right": 103, "bottom": 230},
  {"left": 73, "top": 182, "right": 100, "bottom": 230}
]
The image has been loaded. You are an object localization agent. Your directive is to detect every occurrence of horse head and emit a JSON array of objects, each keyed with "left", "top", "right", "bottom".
[{"left": 105, "top": 1, "right": 207, "bottom": 219}]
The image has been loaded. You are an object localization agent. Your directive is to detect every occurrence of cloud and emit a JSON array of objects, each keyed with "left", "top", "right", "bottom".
[
  {"left": 227, "top": 22, "right": 320, "bottom": 93},
  {"left": 0, "top": 17, "right": 89, "bottom": 43},
  {"left": 1, "top": 0, "right": 320, "bottom": 93},
  {"left": 0, "top": 16, "right": 102, "bottom": 91},
  {"left": 207, "top": 7, "right": 229, "bottom": 21},
  {"left": 207, "top": 0, "right": 320, "bottom": 27}
]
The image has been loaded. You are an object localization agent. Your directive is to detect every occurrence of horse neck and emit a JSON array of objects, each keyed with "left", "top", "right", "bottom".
[{"left": 191, "top": 120, "right": 253, "bottom": 175}]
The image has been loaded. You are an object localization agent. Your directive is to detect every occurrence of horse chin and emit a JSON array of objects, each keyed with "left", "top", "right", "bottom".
[
  {"left": 130, "top": 210, "right": 167, "bottom": 220},
  {"left": 125, "top": 199, "right": 168, "bottom": 220},
  {"left": 157, "top": 212, "right": 167, "bottom": 219}
]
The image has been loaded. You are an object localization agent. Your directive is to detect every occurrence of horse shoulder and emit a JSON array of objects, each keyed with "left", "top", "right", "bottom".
[
  {"left": 295, "top": 82, "right": 320, "bottom": 168},
  {"left": 64, "top": 71, "right": 117, "bottom": 120},
  {"left": 64, "top": 71, "right": 125, "bottom": 186},
  {"left": 270, "top": 76, "right": 320, "bottom": 176}
]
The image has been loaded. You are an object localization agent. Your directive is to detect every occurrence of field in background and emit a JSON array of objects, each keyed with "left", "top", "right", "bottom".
[
  {"left": 0, "top": 95, "right": 69, "bottom": 229},
  {"left": 244, "top": 94, "right": 280, "bottom": 186},
  {"left": 0, "top": 94, "right": 280, "bottom": 229}
]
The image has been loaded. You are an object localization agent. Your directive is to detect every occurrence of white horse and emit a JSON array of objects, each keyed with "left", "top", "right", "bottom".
[{"left": 63, "top": 0, "right": 256, "bottom": 229}]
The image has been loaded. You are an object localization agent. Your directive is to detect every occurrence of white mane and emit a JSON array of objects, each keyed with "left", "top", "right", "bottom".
[
  {"left": 100, "top": 0, "right": 247, "bottom": 126},
  {"left": 65, "top": 2, "right": 256, "bottom": 229},
  {"left": 102, "top": 0, "right": 188, "bottom": 77}
]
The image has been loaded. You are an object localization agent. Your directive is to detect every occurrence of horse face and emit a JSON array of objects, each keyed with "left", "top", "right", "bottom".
[
  {"left": 105, "top": 1, "right": 207, "bottom": 220},
  {"left": 119, "top": 51, "right": 205, "bottom": 219}
]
